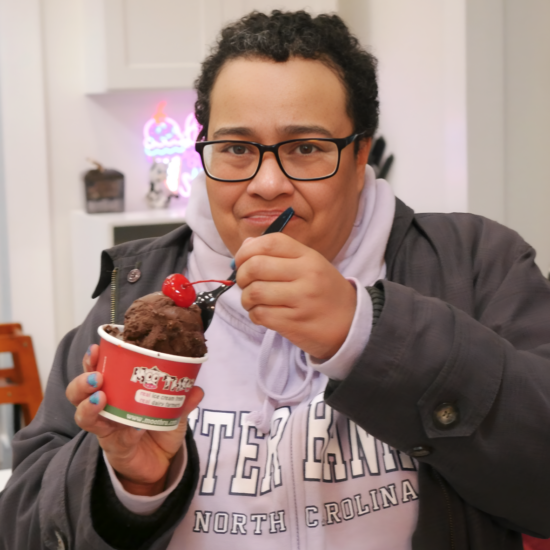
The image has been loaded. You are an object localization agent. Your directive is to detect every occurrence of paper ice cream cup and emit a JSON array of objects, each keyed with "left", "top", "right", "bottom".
[{"left": 97, "top": 324, "right": 207, "bottom": 431}]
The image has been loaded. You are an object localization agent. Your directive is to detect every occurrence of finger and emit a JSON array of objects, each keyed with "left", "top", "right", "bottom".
[
  {"left": 247, "top": 304, "right": 300, "bottom": 331},
  {"left": 182, "top": 385, "right": 204, "bottom": 418},
  {"left": 83, "top": 344, "right": 100, "bottom": 373},
  {"left": 74, "top": 390, "right": 117, "bottom": 438},
  {"left": 237, "top": 255, "right": 301, "bottom": 289},
  {"left": 66, "top": 370, "right": 104, "bottom": 407},
  {"left": 235, "top": 233, "right": 303, "bottom": 268},
  {"left": 241, "top": 281, "right": 300, "bottom": 311}
]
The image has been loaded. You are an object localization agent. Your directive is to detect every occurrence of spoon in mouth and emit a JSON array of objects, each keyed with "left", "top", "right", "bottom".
[{"left": 194, "top": 207, "right": 295, "bottom": 330}]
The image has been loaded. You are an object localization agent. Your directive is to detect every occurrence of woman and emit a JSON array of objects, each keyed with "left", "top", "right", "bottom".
[{"left": 1, "top": 11, "right": 550, "bottom": 550}]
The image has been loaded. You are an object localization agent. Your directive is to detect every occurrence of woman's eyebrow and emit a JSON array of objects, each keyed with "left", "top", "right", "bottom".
[
  {"left": 212, "top": 126, "right": 254, "bottom": 139},
  {"left": 281, "top": 125, "right": 333, "bottom": 137},
  {"left": 211, "top": 125, "right": 334, "bottom": 140}
]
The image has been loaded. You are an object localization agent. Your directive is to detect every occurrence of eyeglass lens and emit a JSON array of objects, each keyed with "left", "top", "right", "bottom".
[{"left": 202, "top": 140, "right": 340, "bottom": 181}]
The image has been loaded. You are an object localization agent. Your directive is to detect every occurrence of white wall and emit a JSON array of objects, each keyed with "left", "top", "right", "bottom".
[
  {"left": 0, "top": 31, "right": 14, "bottom": 468},
  {"left": 466, "top": 0, "right": 550, "bottom": 274},
  {"left": 465, "top": 0, "right": 505, "bottom": 224},
  {"left": 339, "top": 0, "right": 550, "bottom": 273},
  {"left": 0, "top": 0, "right": 56, "bottom": 386},
  {"left": 504, "top": 0, "right": 550, "bottom": 277},
  {"left": 0, "top": 44, "right": 10, "bottom": 325},
  {"left": 339, "top": 0, "right": 468, "bottom": 214}
]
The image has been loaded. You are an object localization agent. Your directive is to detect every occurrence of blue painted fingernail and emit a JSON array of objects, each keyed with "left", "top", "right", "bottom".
[
  {"left": 89, "top": 392, "right": 100, "bottom": 405},
  {"left": 230, "top": 259, "right": 236, "bottom": 269},
  {"left": 135, "top": 428, "right": 142, "bottom": 431},
  {"left": 87, "top": 373, "right": 98, "bottom": 388},
  {"left": 86, "top": 346, "right": 92, "bottom": 356}
]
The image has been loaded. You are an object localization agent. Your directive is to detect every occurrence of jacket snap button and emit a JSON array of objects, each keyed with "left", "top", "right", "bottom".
[
  {"left": 408, "top": 445, "right": 433, "bottom": 458},
  {"left": 127, "top": 268, "right": 141, "bottom": 283},
  {"left": 434, "top": 402, "right": 459, "bottom": 428}
]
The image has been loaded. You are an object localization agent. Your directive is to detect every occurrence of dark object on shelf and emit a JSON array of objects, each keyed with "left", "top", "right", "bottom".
[
  {"left": 369, "top": 136, "right": 386, "bottom": 167},
  {"left": 368, "top": 136, "right": 394, "bottom": 180},
  {"left": 378, "top": 154, "right": 394, "bottom": 179},
  {"left": 84, "top": 159, "right": 125, "bottom": 214}
]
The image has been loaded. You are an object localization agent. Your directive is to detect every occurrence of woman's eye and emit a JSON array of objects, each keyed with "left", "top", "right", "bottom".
[
  {"left": 229, "top": 145, "right": 247, "bottom": 155},
  {"left": 296, "top": 143, "right": 319, "bottom": 155}
]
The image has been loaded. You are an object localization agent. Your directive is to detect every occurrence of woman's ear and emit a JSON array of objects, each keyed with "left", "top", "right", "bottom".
[
  {"left": 355, "top": 137, "right": 372, "bottom": 192},
  {"left": 356, "top": 137, "right": 372, "bottom": 166}
]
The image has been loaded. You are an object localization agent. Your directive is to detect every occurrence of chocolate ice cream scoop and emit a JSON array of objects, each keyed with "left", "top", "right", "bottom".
[{"left": 114, "top": 292, "right": 207, "bottom": 358}]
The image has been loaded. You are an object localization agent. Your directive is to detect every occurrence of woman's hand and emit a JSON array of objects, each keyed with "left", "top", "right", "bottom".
[
  {"left": 235, "top": 233, "right": 357, "bottom": 359},
  {"left": 66, "top": 344, "right": 203, "bottom": 496}
]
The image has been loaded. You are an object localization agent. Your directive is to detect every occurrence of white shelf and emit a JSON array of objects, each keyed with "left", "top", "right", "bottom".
[
  {"left": 71, "top": 209, "right": 186, "bottom": 326},
  {"left": 73, "top": 208, "right": 188, "bottom": 226}
]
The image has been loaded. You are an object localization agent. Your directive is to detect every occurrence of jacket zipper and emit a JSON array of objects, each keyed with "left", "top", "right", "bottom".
[
  {"left": 434, "top": 469, "right": 456, "bottom": 550},
  {"left": 288, "top": 411, "right": 300, "bottom": 550},
  {"left": 110, "top": 268, "right": 118, "bottom": 324}
]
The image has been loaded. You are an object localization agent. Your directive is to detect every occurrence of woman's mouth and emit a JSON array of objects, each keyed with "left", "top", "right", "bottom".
[{"left": 243, "top": 210, "right": 294, "bottom": 226}]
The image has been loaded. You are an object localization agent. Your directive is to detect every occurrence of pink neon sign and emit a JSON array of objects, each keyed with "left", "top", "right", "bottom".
[{"left": 143, "top": 102, "right": 203, "bottom": 199}]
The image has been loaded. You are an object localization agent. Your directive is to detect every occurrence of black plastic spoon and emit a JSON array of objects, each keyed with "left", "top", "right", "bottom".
[{"left": 194, "top": 207, "right": 295, "bottom": 330}]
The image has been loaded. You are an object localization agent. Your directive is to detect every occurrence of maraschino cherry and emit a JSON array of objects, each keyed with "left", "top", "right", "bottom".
[{"left": 162, "top": 274, "right": 234, "bottom": 308}]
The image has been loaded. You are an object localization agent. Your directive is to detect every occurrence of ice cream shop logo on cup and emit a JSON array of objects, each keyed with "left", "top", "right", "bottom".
[
  {"left": 131, "top": 365, "right": 163, "bottom": 389},
  {"left": 130, "top": 366, "right": 195, "bottom": 392},
  {"left": 97, "top": 325, "right": 207, "bottom": 431}
]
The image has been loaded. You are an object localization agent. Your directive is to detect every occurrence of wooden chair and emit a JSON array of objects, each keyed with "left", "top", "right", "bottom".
[{"left": 0, "top": 323, "right": 43, "bottom": 425}]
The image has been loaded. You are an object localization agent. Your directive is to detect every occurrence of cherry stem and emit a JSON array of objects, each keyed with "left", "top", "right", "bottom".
[{"left": 181, "top": 279, "right": 235, "bottom": 288}]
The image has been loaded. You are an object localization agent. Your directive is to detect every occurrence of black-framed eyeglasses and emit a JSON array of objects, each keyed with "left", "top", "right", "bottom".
[{"left": 194, "top": 133, "right": 364, "bottom": 182}]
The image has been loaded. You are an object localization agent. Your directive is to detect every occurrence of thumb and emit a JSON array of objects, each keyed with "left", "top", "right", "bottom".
[{"left": 182, "top": 385, "right": 204, "bottom": 418}]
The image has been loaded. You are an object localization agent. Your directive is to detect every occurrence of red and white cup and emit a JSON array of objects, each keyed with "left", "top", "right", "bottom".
[{"left": 97, "top": 324, "right": 207, "bottom": 431}]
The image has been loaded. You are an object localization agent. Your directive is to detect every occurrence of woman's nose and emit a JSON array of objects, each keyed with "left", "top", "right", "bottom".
[{"left": 246, "top": 153, "right": 294, "bottom": 200}]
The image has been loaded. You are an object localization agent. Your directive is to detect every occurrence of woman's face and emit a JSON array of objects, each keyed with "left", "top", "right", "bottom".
[{"left": 205, "top": 57, "right": 370, "bottom": 261}]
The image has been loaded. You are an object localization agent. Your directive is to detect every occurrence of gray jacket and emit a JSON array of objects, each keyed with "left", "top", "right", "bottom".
[{"left": 1, "top": 199, "right": 549, "bottom": 549}]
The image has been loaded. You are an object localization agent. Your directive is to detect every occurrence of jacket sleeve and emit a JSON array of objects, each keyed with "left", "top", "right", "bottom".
[
  {"left": 0, "top": 288, "right": 198, "bottom": 549},
  {"left": 325, "top": 236, "right": 550, "bottom": 538}
]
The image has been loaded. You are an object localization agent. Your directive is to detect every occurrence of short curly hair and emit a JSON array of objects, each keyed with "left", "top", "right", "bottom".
[{"left": 194, "top": 10, "right": 379, "bottom": 142}]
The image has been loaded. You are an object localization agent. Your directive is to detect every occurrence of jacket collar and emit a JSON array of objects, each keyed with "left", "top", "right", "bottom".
[
  {"left": 92, "top": 224, "right": 193, "bottom": 299},
  {"left": 384, "top": 198, "right": 415, "bottom": 273}
]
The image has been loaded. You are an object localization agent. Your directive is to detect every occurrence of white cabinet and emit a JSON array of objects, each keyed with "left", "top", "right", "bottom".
[{"left": 83, "top": 0, "right": 338, "bottom": 93}]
